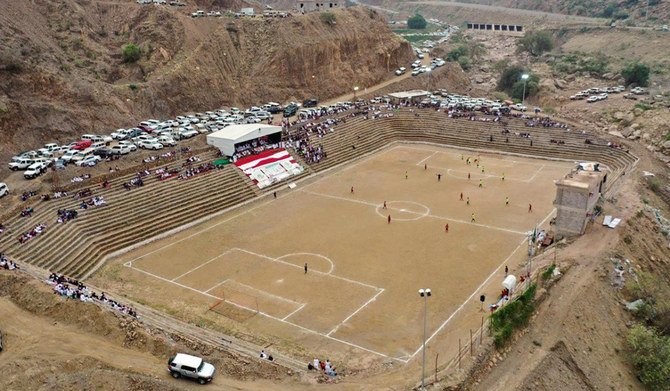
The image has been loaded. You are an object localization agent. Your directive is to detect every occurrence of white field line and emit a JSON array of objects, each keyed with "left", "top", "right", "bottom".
[
  {"left": 526, "top": 164, "right": 545, "bottom": 182},
  {"left": 416, "top": 151, "right": 438, "bottom": 166},
  {"left": 171, "top": 249, "right": 234, "bottom": 282},
  {"left": 282, "top": 303, "right": 307, "bottom": 321},
  {"left": 234, "top": 248, "right": 382, "bottom": 291},
  {"left": 204, "top": 278, "right": 230, "bottom": 294},
  {"left": 396, "top": 145, "right": 575, "bottom": 169},
  {"left": 327, "top": 288, "right": 385, "bottom": 337},
  {"left": 303, "top": 189, "right": 527, "bottom": 236},
  {"left": 126, "top": 263, "right": 399, "bottom": 360},
  {"left": 445, "top": 168, "right": 529, "bottom": 183},
  {"left": 227, "top": 279, "right": 304, "bottom": 306},
  {"left": 406, "top": 207, "right": 557, "bottom": 361}
]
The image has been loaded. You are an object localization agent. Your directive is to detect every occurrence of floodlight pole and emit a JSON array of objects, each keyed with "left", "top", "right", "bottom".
[
  {"left": 419, "top": 288, "right": 431, "bottom": 391},
  {"left": 521, "top": 74, "right": 529, "bottom": 108}
]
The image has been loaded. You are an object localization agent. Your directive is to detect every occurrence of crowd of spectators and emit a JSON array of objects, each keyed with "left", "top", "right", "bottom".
[
  {"left": 179, "top": 162, "right": 217, "bottom": 179},
  {"left": 21, "top": 191, "right": 38, "bottom": 202},
  {"left": 46, "top": 273, "right": 139, "bottom": 318},
  {"left": 79, "top": 196, "right": 107, "bottom": 209},
  {"left": 71, "top": 174, "right": 92, "bottom": 183},
  {"left": 233, "top": 138, "right": 282, "bottom": 161},
  {"left": 308, "top": 357, "right": 338, "bottom": 377},
  {"left": 0, "top": 254, "right": 19, "bottom": 270},
  {"left": 20, "top": 207, "right": 34, "bottom": 217},
  {"left": 57, "top": 209, "right": 78, "bottom": 224},
  {"left": 73, "top": 189, "right": 93, "bottom": 199},
  {"left": 18, "top": 223, "right": 47, "bottom": 243}
]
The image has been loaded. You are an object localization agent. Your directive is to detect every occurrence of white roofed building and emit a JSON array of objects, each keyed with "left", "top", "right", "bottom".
[{"left": 206, "top": 124, "right": 282, "bottom": 157}]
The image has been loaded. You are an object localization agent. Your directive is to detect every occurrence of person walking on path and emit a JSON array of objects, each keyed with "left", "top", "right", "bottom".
[
  {"left": 504, "top": 265, "right": 508, "bottom": 277},
  {"left": 471, "top": 212, "right": 476, "bottom": 223},
  {"left": 505, "top": 197, "right": 510, "bottom": 206},
  {"left": 528, "top": 203, "right": 533, "bottom": 213},
  {"left": 273, "top": 191, "right": 277, "bottom": 199},
  {"left": 304, "top": 263, "right": 308, "bottom": 274},
  {"left": 388, "top": 214, "right": 391, "bottom": 224}
]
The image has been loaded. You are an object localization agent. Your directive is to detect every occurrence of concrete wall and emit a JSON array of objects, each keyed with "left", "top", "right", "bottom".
[
  {"left": 466, "top": 23, "right": 523, "bottom": 33},
  {"left": 553, "top": 172, "right": 604, "bottom": 238},
  {"left": 297, "top": 1, "right": 345, "bottom": 13}
]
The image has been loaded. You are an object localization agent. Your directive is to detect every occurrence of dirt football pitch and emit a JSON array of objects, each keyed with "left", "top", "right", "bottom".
[{"left": 96, "top": 144, "right": 575, "bottom": 369}]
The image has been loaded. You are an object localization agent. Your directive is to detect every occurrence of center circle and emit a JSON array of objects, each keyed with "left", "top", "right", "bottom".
[{"left": 375, "top": 201, "right": 430, "bottom": 221}]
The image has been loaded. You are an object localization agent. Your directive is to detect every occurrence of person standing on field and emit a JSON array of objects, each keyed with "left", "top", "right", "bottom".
[
  {"left": 388, "top": 214, "right": 391, "bottom": 224},
  {"left": 471, "top": 213, "right": 476, "bottom": 223}
]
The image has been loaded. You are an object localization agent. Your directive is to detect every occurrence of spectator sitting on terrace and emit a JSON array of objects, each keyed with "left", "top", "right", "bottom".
[
  {"left": 0, "top": 223, "right": 4, "bottom": 234},
  {"left": 40, "top": 194, "right": 50, "bottom": 201},
  {"left": 18, "top": 223, "right": 47, "bottom": 243},
  {"left": 53, "top": 191, "right": 68, "bottom": 199},
  {"left": 20, "top": 207, "right": 34, "bottom": 217},
  {"left": 73, "top": 189, "right": 93, "bottom": 199},
  {"left": 0, "top": 255, "right": 19, "bottom": 270},
  {"left": 46, "top": 273, "right": 139, "bottom": 318},
  {"left": 57, "top": 209, "right": 78, "bottom": 223},
  {"left": 21, "top": 191, "right": 37, "bottom": 202}
]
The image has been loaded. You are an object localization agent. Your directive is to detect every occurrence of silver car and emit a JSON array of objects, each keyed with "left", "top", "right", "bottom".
[{"left": 168, "top": 353, "right": 215, "bottom": 385}]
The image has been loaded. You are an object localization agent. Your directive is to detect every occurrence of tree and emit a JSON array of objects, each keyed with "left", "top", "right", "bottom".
[
  {"left": 497, "top": 65, "right": 540, "bottom": 100},
  {"left": 622, "top": 62, "right": 650, "bottom": 87},
  {"left": 407, "top": 14, "right": 427, "bottom": 30},
  {"left": 122, "top": 44, "right": 141, "bottom": 63},
  {"left": 627, "top": 324, "right": 670, "bottom": 390},
  {"left": 457, "top": 56, "right": 471, "bottom": 70},
  {"left": 518, "top": 31, "right": 554, "bottom": 56}
]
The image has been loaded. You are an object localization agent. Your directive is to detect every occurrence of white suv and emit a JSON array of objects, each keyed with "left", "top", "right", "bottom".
[
  {"left": 168, "top": 353, "right": 215, "bottom": 385},
  {"left": 0, "top": 182, "right": 8, "bottom": 198},
  {"left": 24, "top": 162, "right": 48, "bottom": 179}
]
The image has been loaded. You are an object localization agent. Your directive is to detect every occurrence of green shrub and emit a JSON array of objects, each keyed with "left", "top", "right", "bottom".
[
  {"left": 407, "top": 14, "right": 427, "bottom": 30},
  {"left": 319, "top": 12, "right": 336, "bottom": 25},
  {"left": 518, "top": 31, "right": 554, "bottom": 56},
  {"left": 129, "top": 84, "right": 138, "bottom": 90},
  {"left": 541, "top": 264, "right": 557, "bottom": 280},
  {"left": 490, "top": 284, "right": 537, "bottom": 349},
  {"left": 122, "top": 44, "right": 141, "bottom": 63},
  {"left": 457, "top": 55, "right": 471, "bottom": 70},
  {"left": 622, "top": 62, "right": 650, "bottom": 87},
  {"left": 627, "top": 324, "right": 670, "bottom": 390}
]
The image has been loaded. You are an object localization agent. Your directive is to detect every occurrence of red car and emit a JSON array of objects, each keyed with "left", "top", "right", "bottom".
[{"left": 72, "top": 140, "right": 92, "bottom": 150}]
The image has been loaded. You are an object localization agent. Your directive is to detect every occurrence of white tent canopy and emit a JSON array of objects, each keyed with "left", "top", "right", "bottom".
[{"left": 206, "top": 124, "right": 282, "bottom": 156}]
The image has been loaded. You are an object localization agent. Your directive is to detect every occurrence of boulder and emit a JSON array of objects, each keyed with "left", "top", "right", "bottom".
[
  {"left": 633, "top": 107, "right": 644, "bottom": 116},
  {"left": 613, "top": 111, "right": 625, "bottom": 120},
  {"left": 622, "top": 127, "right": 634, "bottom": 137},
  {"left": 643, "top": 133, "right": 651, "bottom": 141},
  {"left": 625, "top": 112, "right": 635, "bottom": 122},
  {"left": 565, "top": 74, "right": 575, "bottom": 82},
  {"left": 554, "top": 79, "right": 568, "bottom": 89},
  {"left": 602, "top": 72, "right": 615, "bottom": 80}
]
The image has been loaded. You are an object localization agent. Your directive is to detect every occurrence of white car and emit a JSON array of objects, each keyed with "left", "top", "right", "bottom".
[
  {"left": 587, "top": 96, "right": 598, "bottom": 103},
  {"left": 140, "top": 140, "right": 164, "bottom": 150},
  {"left": 111, "top": 128, "right": 130, "bottom": 139},
  {"left": 61, "top": 151, "right": 77, "bottom": 163},
  {"left": 8, "top": 158, "right": 34, "bottom": 170},
  {"left": 110, "top": 145, "right": 131, "bottom": 155},
  {"left": 75, "top": 155, "right": 101, "bottom": 167},
  {"left": 132, "top": 135, "right": 155, "bottom": 145},
  {"left": 156, "top": 136, "right": 177, "bottom": 146},
  {"left": 24, "top": 162, "right": 48, "bottom": 179},
  {"left": 118, "top": 141, "right": 137, "bottom": 151},
  {"left": 0, "top": 182, "right": 8, "bottom": 198},
  {"left": 179, "top": 129, "right": 198, "bottom": 139},
  {"left": 69, "top": 151, "right": 90, "bottom": 163}
]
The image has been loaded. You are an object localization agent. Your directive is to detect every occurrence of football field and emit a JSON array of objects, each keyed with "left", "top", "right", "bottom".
[{"left": 108, "top": 144, "right": 573, "bottom": 364}]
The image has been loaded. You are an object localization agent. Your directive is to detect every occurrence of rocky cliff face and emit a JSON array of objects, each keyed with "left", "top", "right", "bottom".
[{"left": 0, "top": 1, "right": 412, "bottom": 162}]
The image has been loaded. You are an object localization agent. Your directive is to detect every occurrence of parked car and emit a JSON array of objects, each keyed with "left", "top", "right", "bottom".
[
  {"left": 93, "top": 148, "right": 113, "bottom": 158},
  {"left": 264, "top": 102, "right": 282, "bottom": 113},
  {"left": 75, "top": 155, "right": 101, "bottom": 167},
  {"left": 179, "top": 129, "right": 199, "bottom": 139},
  {"left": 70, "top": 151, "right": 91, "bottom": 163},
  {"left": 156, "top": 136, "right": 177, "bottom": 147},
  {"left": 587, "top": 96, "right": 599, "bottom": 103},
  {"left": 72, "top": 140, "right": 92, "bottom": 150},
  {"left": 132, "top": 135, "right": 155, "bottom": 145},
  {"left": 168, "top": 353, "right": 215, "bottom": 385},
  {"left": 111, "top": 128, "right": 130, "bottom": 140},
  {"left": 60, "top": 151, "right": 77, "bottom": 164},
  {"left": 118, "top": 141, "right": 138, "bottom": 151},
  {"left": 395, "top": 67, "right": 406, "bottom": 76},
  {"left": 110, "top": 145, "right": 131, "bottom": 155},
  {"left": 8, "top": 158, "right": 34, "bottom": 171},
  {"left": 0, "top": 182, "right": 8, "bottom": 198},
  {"left": 24, "top": 162, "right": 48, "bottom": 179},
  {"left": 283, "top": 104, "right": 298, "bottom": 117},
  {"left": 411, "top": 69, "right": 420, "bottom": 76},
  {"left": 303, "top": 99, "right": 318, "bottom": 108},
  {"left": 140, "top": 140, "right": 164, "bottom": 150}
]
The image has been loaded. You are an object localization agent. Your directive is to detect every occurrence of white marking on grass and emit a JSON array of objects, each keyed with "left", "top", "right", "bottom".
[
  {"left": 171, "top": 249, "right": 234, "bottom": 282},
  {"left": 416, "top": 151, "right": 437, "bottom": 166},
  {"left": 282, "top": 303, "right": 306, "bottom": 321},
  {"left": 277, "top": 252, "right": 335, "bottom": 274},
  {"left": 327, "top": 288, "right": 385, "bottom": 337}
]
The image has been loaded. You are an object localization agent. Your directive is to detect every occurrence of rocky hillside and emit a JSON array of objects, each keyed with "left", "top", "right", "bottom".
[{"left": 0, "top": 1, "right": 413, "bottom": 161}]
